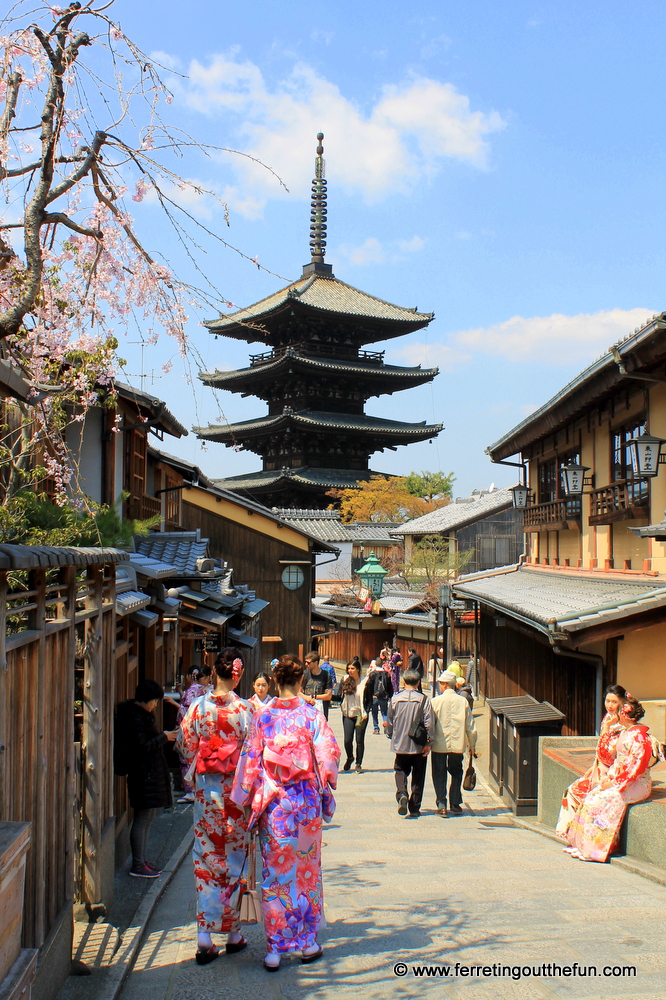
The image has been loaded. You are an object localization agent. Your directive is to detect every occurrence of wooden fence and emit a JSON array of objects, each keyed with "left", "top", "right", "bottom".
[{"left": 0, "top": 546, "right": 126, "bottom": 957}]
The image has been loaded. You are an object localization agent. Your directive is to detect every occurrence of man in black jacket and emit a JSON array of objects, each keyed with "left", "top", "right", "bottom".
[
  {"left": 116, "top": 679, "right": 178, "bottom": 878},
  {"left": 407, "top": 647, "right": 424, "bottom": 692}
]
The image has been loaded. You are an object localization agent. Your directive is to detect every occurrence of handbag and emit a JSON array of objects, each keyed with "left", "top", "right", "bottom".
[
  {"left": 407, "top": 693, "right": 429, "bottom": 747},
  {"left": 462, "top": 751, "right": 477, "bottom": 791},
  {"left": 330, "top": 682, "right": 343, "bottom": 705},
  {"left": 238, "top": 835, "right": 262, "bottom": 925}
]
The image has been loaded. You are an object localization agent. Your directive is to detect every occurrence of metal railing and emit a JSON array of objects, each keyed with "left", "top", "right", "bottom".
[
  {"left": 523, "top": 498, "right": 582, "bottom": 530},
  {"left": 589, "top": 477, "right": 649, "bottom": 523}
]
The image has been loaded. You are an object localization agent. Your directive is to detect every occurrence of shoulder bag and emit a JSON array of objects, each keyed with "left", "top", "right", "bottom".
[
  {"left": 407, "top": 693, "right": 429, "bottom": 747},
  {"left": 462, "top": 750, "right": 477, "bottom": 791}
]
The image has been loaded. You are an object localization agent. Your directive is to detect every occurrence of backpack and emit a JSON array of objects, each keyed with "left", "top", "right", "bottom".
[{"left": 374, "top": 671, "right": 393, "bottom": 701}]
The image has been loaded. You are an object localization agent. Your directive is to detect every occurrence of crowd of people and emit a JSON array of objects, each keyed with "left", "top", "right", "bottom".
[{"left": 115, "top": 644, "right": 657, "bottom": 970}]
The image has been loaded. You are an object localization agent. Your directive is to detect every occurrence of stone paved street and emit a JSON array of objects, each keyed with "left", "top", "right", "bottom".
[{"left": 116, "top": 709, "right": 666, "bottom": 1000}]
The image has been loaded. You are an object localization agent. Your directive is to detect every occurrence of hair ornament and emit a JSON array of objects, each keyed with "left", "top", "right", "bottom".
[
  {"left": 232, "top": 658, "right": 243, "bottom": 683},
  {"left": 625, "top": 691, "right": 632, "bottom": 699},
  {"left": 620, "top": 701, "right": 633, "bottom": 715}
]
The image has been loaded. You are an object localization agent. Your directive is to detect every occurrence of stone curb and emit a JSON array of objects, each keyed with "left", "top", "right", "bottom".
[{"left": 96, "top": 829, "right": 194, "bottom": 1000}]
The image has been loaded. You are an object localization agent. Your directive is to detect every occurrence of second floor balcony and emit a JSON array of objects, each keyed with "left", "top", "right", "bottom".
[
  {"left": 523, "top": 498, "right": 582, "bottom": 532},
  {"left": 588, "top": 478, "right": 650, "bottom": 525},
  {"left": 125, "top": 492, "right": 161, "bottom": 523}
]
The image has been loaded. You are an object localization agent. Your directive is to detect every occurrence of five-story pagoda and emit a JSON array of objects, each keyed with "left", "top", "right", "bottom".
[{"left": 195, "top": 134, "right": 442, "bottom": 508}]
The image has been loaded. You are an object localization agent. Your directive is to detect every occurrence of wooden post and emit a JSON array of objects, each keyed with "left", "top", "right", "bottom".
[
  {"left": 82, "top": 566, "right": 104, "bottom": 905},
  {"left": 63, "top": 566, "right": 78, "bottom": 902},
  {"left": 27, "top": 568, "right": 47, "bottom": 945},
  {"left": 0, "top": 572, "right": 7, "bottom": 820}
]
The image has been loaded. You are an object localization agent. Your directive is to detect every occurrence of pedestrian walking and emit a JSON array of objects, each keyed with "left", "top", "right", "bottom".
[
  {"left": 389, "top": 646, "right": 403, "bottom": 694},
  {"left": 177, "top": 648, "right": 253, "bottom": 965},
  {"left": 302, "top": 653, "right": 333, "bottom": 718},
  {"left": 366, "top": 659, "right": 393, "bottom": 734},
  {"left": 115, "top": 680, "right": 178, "bottom": 878},
  {"left": 564, "top": 695, "right": 653, "bottom": 862},
  {"left": 407, "top": 646, "right": 424, "bottom": 692},
  {"left": 455, "top": 675, "right": 474, "bottom": 712},
  {"left": 250, "top": 671, "right": 273, "bottom": 711},
  {"left": 340, "top": 660, "right": 370, "bottom": 772},
  {"left": 430, "top": 670, "right": 477, "bottom": 816},
  {"left": 387, "top": 668, "right": 434, "bottom": 817},
  {"left": 231, "top": 654, "right": 340, "bottom": 971},
  {"left": 172, "top": 666, "right": 211, "bottom": 804}
]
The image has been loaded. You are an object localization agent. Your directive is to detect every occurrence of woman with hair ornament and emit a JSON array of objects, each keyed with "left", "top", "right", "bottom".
[
  {"left": 564, "top": 694, "right": 654, "bottom": 862},
  {"left": 177, "top": 648, "right": 253, "bottom": 964},
  {"left": 231, "top": 653, "right": 341, "bottom": 972}
]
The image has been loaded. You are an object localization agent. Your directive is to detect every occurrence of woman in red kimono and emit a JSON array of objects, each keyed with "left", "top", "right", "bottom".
[
  {"left": 556, "top": 684, "right": 626, "bottom": 838},
  {"left": 178, "top": 647, "right": 253, "bottom": 964},
  {"left": 565, "top": 695, "right": 653, "bottom": 862},
  {"left": 231, "top": 654, "right": 340, "bottom": 972}
]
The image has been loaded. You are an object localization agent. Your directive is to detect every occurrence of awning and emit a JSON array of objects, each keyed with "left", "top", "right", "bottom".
[
  {"left": 116, "top": 590, "right": 151, "bottom": 616},
  {"left": 240, "top": 598, "right": 270, "bottom": 618},
  {"left": 453, "top": 565, "right": 666, "bottom": 641},
  {"left": 131, "top": 609, "right": 159, "bottom": 628},
  {"left": 227, "top": 628, "right": 259, "bottom": 648},
  {"left": 179, "top": 606, "right": 232, "bottom": 629}
]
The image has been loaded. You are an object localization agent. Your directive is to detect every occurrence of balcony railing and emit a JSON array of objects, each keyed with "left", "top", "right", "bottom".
[
  {"left": 125, "top": 493, "right": 161, "bottom": 522},
  {"left": 523, "top": 498, "right": 582, "bottom": 532},
  {"left": 249, "top": 346, "right": 386, "bottom": 367},
  {"left": 588, "top": 478, "right": 649, "bottom": 525}
]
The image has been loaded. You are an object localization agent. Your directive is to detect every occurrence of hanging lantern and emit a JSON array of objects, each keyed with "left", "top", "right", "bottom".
[
  {"left": 511, "top": 484, "right": 530, "bottom": 509},
  {"left": 626, "top": 433, "right": 666, "bottom": 478},
  {"left": 560, "top": 464, "right": 590, "bottom": 496},
  {"left": 356, "top": 550, "right": 388, "bottom": 599}
]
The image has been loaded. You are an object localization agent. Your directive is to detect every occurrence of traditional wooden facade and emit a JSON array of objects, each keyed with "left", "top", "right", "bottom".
[
  {"left": 194, "top": 135, "right": 442, "bottom": 508},
  {"left": 0, "top": 545, "right": 127, "bottom": 1000},
  {"left": 453, "top": 313, "right": 666, "bottom": 737}
]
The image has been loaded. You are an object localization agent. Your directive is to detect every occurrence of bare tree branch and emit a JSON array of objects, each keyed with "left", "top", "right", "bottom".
[{"left": 0, "top": 71, "right": 22, "bottom": 141}]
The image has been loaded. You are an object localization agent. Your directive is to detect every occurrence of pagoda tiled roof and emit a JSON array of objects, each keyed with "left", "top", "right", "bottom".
[
  {"left": 200, "top": 350, "right": 438, "bottom": 390},
  {"left": 195, "top": 410, "right": 442, "bottom": 443},
  {"left": 212, "top": 467, "right": 383, "bottom": 492},
  {"left": 204, "top": 273, "right": 433, "bottom": 343}
]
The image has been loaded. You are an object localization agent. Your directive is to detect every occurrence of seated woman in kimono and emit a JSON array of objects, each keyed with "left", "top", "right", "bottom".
[
  {"left": 565, "top": 695, "right": 653, "bottom": 863},
  {"left": 231, "top": 654, "right": 340, "bottom": 971},
  {"left": 178, "top": 647, "right": 253, "bottom": 964},
  {"left": 556, "top": 684, "right": 626, "bottom": 838}
]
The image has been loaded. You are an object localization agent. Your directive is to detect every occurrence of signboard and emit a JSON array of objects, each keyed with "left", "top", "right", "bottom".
[
  {"left": 449, "top": 601, "right": 467, "bottom": 612},
  {"left": 357, "top": 587, "right": 370, "bottom": 602},
  {"left": 439, "top": 584, "right": 452, "bottom": 607},
  {"left": 203, "top": 632, "right": 222, "bottom": 653}
]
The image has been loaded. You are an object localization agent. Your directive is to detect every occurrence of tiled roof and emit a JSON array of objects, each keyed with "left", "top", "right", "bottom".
[
  {"left": 115, "top": 381, "right": 188, "bottom": 439},
  {"left": 200, "top": 351, "right": 438, "bottom": 387},
  {"left": 454, "top": 565, "right": 666, "bottom": 637},
  {"left": 116, "top": 590, "right": 151, "bottom": 616},
  {"left": 379, "top": 593, "right": 428, "bottom": 613},
  {"left": 347, "top": 522, "right": 400, "bottom": 543},
  {"left": 134, "top": 532, "right": 210, "bottom": 576},
  {"left": 204, "top": 273, "right": 433, "bottom": 339},
  {"left": 195, "top": 410, "right": 442, "bottom": 441},
  {"left": 213, "top": 467, "right": 381, "bottom": 492},
  {"left": 390, "top": 487, "right": 516, "bottom": 536},
  {"left": 384, "top": 611, "right": 437, "bottom": 628},
  {"left": 268, "top": 510, "right": 403, "bottom": 544},
  {"left": 127, "top": 552, "right": 179, "bottom": 579}
]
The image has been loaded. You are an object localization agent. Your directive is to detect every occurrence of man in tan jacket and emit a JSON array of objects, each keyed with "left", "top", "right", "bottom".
[{"left": 430, "top": 669, "right": 477, "bottom": 816}]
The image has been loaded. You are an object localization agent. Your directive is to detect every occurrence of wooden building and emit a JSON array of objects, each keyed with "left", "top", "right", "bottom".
[
  {"left": 193, "top": 135, "right": 442, "bottom": 508},
  {"left": 453, "top": 313, "right": 666, "bottom": 737}
]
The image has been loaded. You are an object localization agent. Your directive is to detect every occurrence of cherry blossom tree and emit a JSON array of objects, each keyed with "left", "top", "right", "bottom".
[{"left": 0, "top": 1, "right": 278, "bottom": 502}]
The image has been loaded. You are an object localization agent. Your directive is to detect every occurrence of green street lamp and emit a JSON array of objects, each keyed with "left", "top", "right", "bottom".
[{"left": 356, "top": 550, "right": 388, "bottom": 599}]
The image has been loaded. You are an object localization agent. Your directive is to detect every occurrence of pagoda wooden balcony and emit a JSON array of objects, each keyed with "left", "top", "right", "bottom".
[
  {"left": 588, "top": 478, "right": 649, "bottom": 525},
  {"left": 523, "top": 499, "right": 581, "bottom": 532},
  {"left": 249, "top": 346, "right": 385, "bottom": 367},
  {"left": 125, "top": 493, "right": 162, "bottom": 522}
]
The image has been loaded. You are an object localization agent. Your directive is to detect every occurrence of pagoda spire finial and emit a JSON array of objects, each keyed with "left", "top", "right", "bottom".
[{"left": 309, "top": 132, "right": 327, "bottom": 264}]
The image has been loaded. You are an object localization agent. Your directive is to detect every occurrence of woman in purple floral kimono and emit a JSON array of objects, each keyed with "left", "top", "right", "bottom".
[{"left": 231, "top": 654, "right": 340, "bottom": 971}]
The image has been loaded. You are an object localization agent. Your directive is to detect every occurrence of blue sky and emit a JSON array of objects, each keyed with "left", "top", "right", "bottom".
[{"left": 106, "top": 1, "right": 665, "bottom": 496}]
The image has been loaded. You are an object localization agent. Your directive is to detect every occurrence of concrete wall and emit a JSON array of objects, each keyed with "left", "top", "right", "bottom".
[{"left": 617, "top": 623, "right": 666, "bottom": 700}]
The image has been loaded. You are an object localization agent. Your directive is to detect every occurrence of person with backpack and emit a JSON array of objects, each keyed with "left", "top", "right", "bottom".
[
  {"left": 366, "top": 659, "right": 393, "bottom": 734},
  {"left": 114, "top": 679, "right": 178, "bottom": 878},
  {"left": 177, "top": 647, "right": 254, "bottom": 964},
  {"left": 387, "top": 668, "right": 434, "bottom": 817}
]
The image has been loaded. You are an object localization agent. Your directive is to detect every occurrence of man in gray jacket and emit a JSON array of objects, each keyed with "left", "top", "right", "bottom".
[
  {"left": 387, "top": 668, "right": 435, "bottom": 817},
  {"left": 431, "top": 669, "right": 477, "bottom": 816}
]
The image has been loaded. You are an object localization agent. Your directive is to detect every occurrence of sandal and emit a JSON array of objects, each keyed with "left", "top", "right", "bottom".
[
  {"left": 263, "top": 955, "right": 281, "bottom": 972},
  {"left": 301, "top": 945, "right": 324, "bottom": 964},
  {"left": 195, "top": 945, "right": 220, "bottom": 965},
  {"left": 226, "top": 937, "right": 247, "bottom": 954}
]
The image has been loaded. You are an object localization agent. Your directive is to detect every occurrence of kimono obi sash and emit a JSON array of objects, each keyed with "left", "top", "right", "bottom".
[
  {"left": 262, "top": 732, "right": 314, "bottom": 785},
  {"left": 597, "top": 725, "right": 621, "bottom": 768},
  {"left": 196, "top": 733, "right": 242, "bottom": 774},
  {"left": 195, "top": 693, "right": 244, "bottom": 774}
]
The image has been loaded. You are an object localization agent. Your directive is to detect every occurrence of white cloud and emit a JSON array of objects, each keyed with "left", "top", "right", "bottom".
[
  {"left": 337, "top": 234, "right": 425, "bottom": 266},
  {"left": 389, "top": 307, "right": 658, "bottom": 372},
  {"left": 181, "top": 55, "right": 505, "bottom": 208},
  {"left": 452, "top": 307, "right": 658, "bottom": 364}
]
